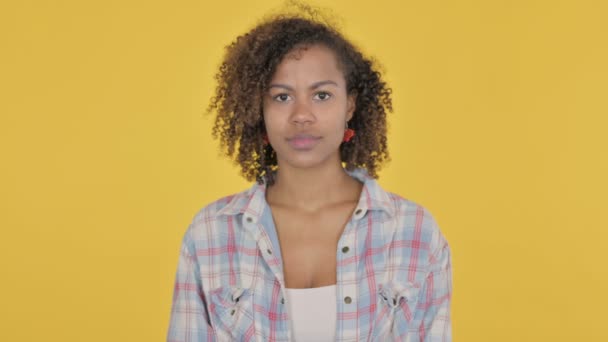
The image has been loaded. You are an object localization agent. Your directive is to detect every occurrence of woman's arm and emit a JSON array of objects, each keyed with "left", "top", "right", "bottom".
[
  {"left": 167, "top": 226, "right": 215, "bottom": 342},
  {"left": 418, "top": 225, "right": 453, "bottom": 341}
]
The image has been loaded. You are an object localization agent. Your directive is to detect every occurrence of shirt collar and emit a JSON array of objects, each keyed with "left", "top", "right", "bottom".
[{"left": 215, "top": 167, "right": 395, "bottom": 221}]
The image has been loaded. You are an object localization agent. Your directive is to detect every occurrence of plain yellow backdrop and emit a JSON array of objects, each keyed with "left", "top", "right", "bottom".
[{"left": 1, "top": 0, "right": 607, "bottom": 341}]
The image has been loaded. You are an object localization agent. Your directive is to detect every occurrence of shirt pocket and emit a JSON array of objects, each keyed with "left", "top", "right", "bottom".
[
  {"left": 369, "top": 280, "right": 421, "bottom": 341},
  {"left": 208, "top": 286, "right": 255, "bottom": 341}
]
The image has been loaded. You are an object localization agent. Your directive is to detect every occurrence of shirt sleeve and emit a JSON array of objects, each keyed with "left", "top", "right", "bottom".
[
  {"left": 167, "top": 225, "right": 215, "bottom": 342},
  {"left": 418, "top": 220, "right": 453, "bottom": 341}
]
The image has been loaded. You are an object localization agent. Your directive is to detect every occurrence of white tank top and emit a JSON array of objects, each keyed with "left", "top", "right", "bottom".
[{"left": 284, "top": 284, "right": 337, "bottom": 342}]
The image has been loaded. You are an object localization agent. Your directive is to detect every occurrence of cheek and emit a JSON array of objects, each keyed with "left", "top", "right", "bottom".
[
  {"left": 320, "top": 112, "right": 347, "bottom": 131},
  {"left": 262, "top": 114, "right": 286, "bottom": 140},
  {"left": 262, "top": 107, "right": 275, "bottom": 128},
  {"left": 263, "top": 113, "right": 279, "bottom": 131}
]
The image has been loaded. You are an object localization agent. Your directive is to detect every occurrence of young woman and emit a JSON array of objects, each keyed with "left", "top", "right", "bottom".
[{"left": 167, "top": 7, "right": 452, "bottom": 342}]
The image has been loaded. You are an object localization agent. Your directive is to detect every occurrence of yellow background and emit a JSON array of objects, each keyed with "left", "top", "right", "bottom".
[{"left": 1, "top": 0, "right": 606, "bottom": 341}]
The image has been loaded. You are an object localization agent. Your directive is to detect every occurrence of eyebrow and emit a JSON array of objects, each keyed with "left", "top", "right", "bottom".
[{"left": 268, "top": 80, "right": 339, "bottom": 91}]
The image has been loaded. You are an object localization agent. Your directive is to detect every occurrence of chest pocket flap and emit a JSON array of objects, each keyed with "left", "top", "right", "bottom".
[
  {"left": 208, "top": 286, "right": 255, "bottom": 341},
  {"left": 370, "top": 280, "right": 421, "bottom": 341}
]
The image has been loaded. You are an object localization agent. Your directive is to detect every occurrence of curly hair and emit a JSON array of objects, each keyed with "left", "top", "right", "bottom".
[{"left": 206, "top": 3, "right": 393, "bottom": 186}]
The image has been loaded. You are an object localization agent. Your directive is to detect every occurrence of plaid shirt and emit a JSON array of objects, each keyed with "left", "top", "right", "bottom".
[{"left": 167, "top": 168, "right": 452, "bottom": 341}]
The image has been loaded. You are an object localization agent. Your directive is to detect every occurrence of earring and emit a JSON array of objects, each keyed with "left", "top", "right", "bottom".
[
  {"left": 343, "top": 122, "right": 355, "bottom": 142},
  {"left": 263, "top": 134, "right": 269, "bottom": 145}
]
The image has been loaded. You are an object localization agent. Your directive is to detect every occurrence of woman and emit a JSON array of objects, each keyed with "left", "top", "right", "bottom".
[{"left": 167, "top": 6, "right": 452, "bottom": 342}]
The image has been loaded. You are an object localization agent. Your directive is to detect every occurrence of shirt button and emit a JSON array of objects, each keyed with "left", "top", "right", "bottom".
[
  {"left": 342, "top": 246, "right": 350, "bottom": 253},
  {"left": 230, "top": 309, "right": 235, "bottom": 315},
  {"left": 344, "top": 296, "right": 352, "bottom": 304},
  {"left": 246, "top": 216, "right": 253, "bottom": 223},
  {"left": 281, "top": 298, "right": 285, "bottom": 304},
  {"left": 267, "top": 249, "right": 272, "bottom": 255},
  {"left": 355, "top": 208, "right": 362, "bottom": 215}
]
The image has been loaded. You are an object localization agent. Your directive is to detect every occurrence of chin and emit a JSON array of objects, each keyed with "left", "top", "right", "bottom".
[
  {"left": 278, "top": 152, "right": 336, "bottom": 170},
  {"left": 283, "top": 158, "right": 323, "bottom": 169}
]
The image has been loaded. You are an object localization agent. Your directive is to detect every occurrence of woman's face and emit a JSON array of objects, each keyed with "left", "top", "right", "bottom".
[{"left": 263, "top": 44, "right": 356, "bottom": 170}]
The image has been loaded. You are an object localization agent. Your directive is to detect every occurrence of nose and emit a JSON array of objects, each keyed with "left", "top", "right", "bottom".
[{"left": 290, "top": 97, "right": 315, "bottom": 125}]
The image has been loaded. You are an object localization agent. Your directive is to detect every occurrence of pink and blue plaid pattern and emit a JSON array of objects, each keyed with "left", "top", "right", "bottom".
[{"left": 167, "top": 168, "right": 452, "bottom": 341}]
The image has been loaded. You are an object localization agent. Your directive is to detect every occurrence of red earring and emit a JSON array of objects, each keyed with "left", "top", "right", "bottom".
[
  {"left": 343, "top": 123, "right": 355, "bottom": 142},
  {"left": 263, "top": 134, "right": 269, "bottom": 145}
]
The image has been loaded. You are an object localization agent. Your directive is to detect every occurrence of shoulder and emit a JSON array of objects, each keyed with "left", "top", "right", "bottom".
[
  {"left": 385, "top": 191, "right": 450, "bottom": 260},
  {"left": 191, "top": 193, "right": 240, "bottom": 224},
  {"left": 182, "top": 187, "right": 254, "bottom": 244},
  {"left": 386, "top": 192, "right": 438, "bottom": 225}
]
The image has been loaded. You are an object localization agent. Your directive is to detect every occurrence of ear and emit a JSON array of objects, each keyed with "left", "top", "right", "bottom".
[{"left": 346, "top": 93, "right": 357, "bottom": 121}]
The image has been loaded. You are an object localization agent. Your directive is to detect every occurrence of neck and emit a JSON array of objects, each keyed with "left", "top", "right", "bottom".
[{"left": 265, "top": 161, "right": 362, "bottom": 213}]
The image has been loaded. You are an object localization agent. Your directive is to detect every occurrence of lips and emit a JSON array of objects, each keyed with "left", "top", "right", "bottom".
[{"left": 287, "top": 134, "right": 321, "bottom": 150}]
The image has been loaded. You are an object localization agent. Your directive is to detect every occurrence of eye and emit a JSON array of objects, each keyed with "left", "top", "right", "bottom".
[
  {"left": 273, "top": 93, "right": 291, "bottom": 102},
  {"left": 313, "top": 91, "right": 332, "bottom": 101}
]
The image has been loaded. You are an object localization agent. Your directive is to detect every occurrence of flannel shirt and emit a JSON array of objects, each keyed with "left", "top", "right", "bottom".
[{"left": 167, "top": 168, "right": 452, "bottom": 341}]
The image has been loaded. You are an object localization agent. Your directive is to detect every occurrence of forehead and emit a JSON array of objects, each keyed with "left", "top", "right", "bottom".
[{"left": 270, "top": 44, "right": 345, "bottom": 84}]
